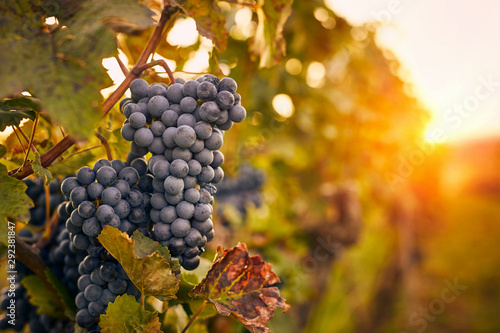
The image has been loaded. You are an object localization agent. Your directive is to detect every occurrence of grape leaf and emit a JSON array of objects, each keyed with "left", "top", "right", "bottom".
[
  {"left": 45, "top": 268, "right": 77, "bottom": 320},
  {"left": 0, "top": 110, "right": 36, "bottom": 132},
  {"left": 0, "top": 0, "right": 154, "bottom": 137},
  {"left": 0, "top": 163, "right": 32, "bottom": 225},
  {"left": 189, "top": 243, "right": 290, "bottom": 333},
  {"left": 21, "top": 274, "right": 65, "bottom": 318},
  {"left": 99, "top": 294, "right": 162, "bottom": 333},
  {"left": 169, "top": 273, "right": 217, "bottom": 320},
  {"left": 98, "top": 227, "right": 180, "bottom": 300},
  {"left": 167, "top": 0, "right": 227, "bottom": 52},
  {"left": 32, "top": 152, "right": 54, "bottom": 186},
  {"left": 250, "top": 0, "right": 293, "bottom": 68}
]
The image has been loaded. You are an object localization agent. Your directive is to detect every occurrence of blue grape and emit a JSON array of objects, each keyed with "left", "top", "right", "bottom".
[
  {"left": 216, "top": 90, "right": 235, "bottom": 109},
  {"left": 211, "top": 150, "right": 224, "bottom": 168},
  {"left": 183, "top": 176, "right": 198, "bottom": 189},
  {"left": 162, "top": 127, "right": 177, "bottom": 148},
  {"left": 164, "top": 192, "right": 183, "bottom": 205},
  {"left": 70, "top": 186, "right": 88, "bottom": 206},
  {"left": 93, "top": 159, "right": 112, "bottom": 172},
  {"left": 170, "top": 159, "right": 189, "bottom": 178},
  {"left": 163, "top": 176, "right": 184, "bottom": 195},
  {"left": 184, "top": 188, "right": 200, "bottom": 203},
  {"left": 130, "top": 158, "right": 148, "bottom": 176},
  {"left": 128, "top": 207, "right": 146, "bottom": 224},
  {"left": 96, "top": 166, "right": 117, "bottom": 186},
  {"left": 127, "top": 190, "right": 143, "bottom": 207},
  {"left": 147, "top": 95, "right": 169, "bottom": 118},
  {"left": 199, "top": 101, "right": 220, "bottom": 122},
  {"left": 101, "top": 187, "right": 121, "bottom": 206},
  {"left": 77, "top": 167, "right": 96, "bottom": 186},
  {"left": 129, "top": 112, "right": 147, "bottom": 129},
  {"left": 153, "top": 223, "right": 172, "bottom": 241},
  {"left": 194, "top": 121, "right": 212, "bottom": 140},
  {"left": 147, "top": 155, "right": 167, "bottom": 173},
  {"left": 197, "top": 81, "right": 217, "bottom": 102},
  {"left": 113, "top": 179, "right": 131, "bottom": 198},
  {"left": 134, "top": 127, "right": 154, "bottom": 147},
  {"left": 184, "top": 228, "right": 202, "bottom": 247},
  {"left": 150, "top": 121, "right": 166, "bottom": 136},
  {"left": 150, "top": 192, "right": 168, "bottom": 210},
  {"left": 121, "top": 123, "right": 136, "bottom": 141},
  {"left": 194, "top": 148, "right": 214, "bottom": 166},
  {"left": 96, "top": 205, "right": 115, "bottom": 224},
  {"left": 100, "top": 289, "right": 117, "bottom": 305},
  {"left": 166, "top": 83, "right": 184, "bottom": 104},
  {"left": 198, "top": 166, "right": 215, "bottom": 183},
  {"left": 192, "top": 218, "right": 213, "bottom": 235},
  {"left": 152, "top": 160, "right": 170, "bottom": 180},
  {"left": 217, "top": 120, "right": 234, "bottom": 130},
  {"left": 176, "top": 201, "right": 194, "bottom": 219},
  {"left": 78, "top": 201, "right": 96, "bottom": 219},
  {"left": 228, "top": 105, "right": 247, "bottom": 123},
  {"left": 180, "top": 96, "right": 197, "bottom": 113},
  {"left": 99, "top": 262, "right": 118, "bottom": 282},
  {"left": 118, "top": 167, "right": 140, "bottom": 186},
  {"left": 130, "top": 78, "right": 149, "bottom": 101},
  {"left": 170, "top": 218, "right": 191, "bottom": 238},
  {"left": 174, "top": 125, "right": 196, "bottom": 148},
  {"left": 160, "top": 206, "right": 177, "bottom": 223},
  {"left": 148, "top": 83, "right": 168, "bottom": 98},
  {"left": 76, "top": 309, "right": 94, "bottom": 327},
  {"left": 189, "top": 139, "right": 205, "bottom": 153},
  {"left": 161, "top": 110, "right": 179, "bottom": 127},
  {"left": 182, "top": 80, "right": 199, "bottom": 99},
  {"left": 177, "top": 113, "right": 196, "bottom": 128},
  {"left": 76, "top": 292, "right": 89, "bottom": 309},
  {"left": 219, "top": 77, "right": 237, "bottom": 93},
  {"left": 108, "top": 278, "right": 127, "bottom": 295},
  {"left": 172, "top": 147, "right": 192, "bottom": 162},
  {"left": 169, "top": 237, "right": 186, "bottom": 256},
  {"left": 182, "top": 256, "right": 200, "bottom": 270},
  {"left": 212, "top": 167, "right": 224, "bottom": 183},
  {"left": 84, "top": 284, "right": 103, "bottom": 302},
  {"left": 82, "top": 217, "right": 102, "bottom": 238},
  {"left": 148, "top": 137, "right": 166, "bottom": 155},
  {"left": 194, "top": 203, "right": 212, "bottom": 221},
  {"left": 88, "top": 301, "right": 106, "bottom": 317}
]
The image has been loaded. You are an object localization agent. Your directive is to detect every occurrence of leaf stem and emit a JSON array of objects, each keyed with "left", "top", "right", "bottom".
[
  {"left": 115, "top": 56, "right": 129, "bottom": 76},
  {"left": 181, "top": 300, "right": 207, "bottom": 333},
  {"left": 141, "top": 294, "right": 145, "bottom": 306},
  {"left": 9, "top": 5, "right": 179, "bottom": 180},
  {"left": 95, "top": 130, "right": 113, "bottom": 160},
  {"left": 19, "top": 114, "right": 39, "bottom": 172},
  {"left": 12, "top": 126, "right": 27, "bottom": 156}
]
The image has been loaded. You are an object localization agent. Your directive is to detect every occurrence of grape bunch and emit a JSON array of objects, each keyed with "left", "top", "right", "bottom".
[
  {"left": 59, "top": 158, "right": 150, "bottom": 331},
  {"left": 118, "top": 74, "right": 247, "bottom": 270},
  {"left": 215, "top": 165, "right": 265, "bottom": 219}
]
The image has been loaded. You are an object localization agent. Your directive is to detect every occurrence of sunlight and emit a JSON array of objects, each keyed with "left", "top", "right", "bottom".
[
  {"left": 306, "top": 61, "right": 326, "bottom": 88},
  {"left": 272, "top": 94, "right": 295, "bottom": 118},
  {"left": 167, "top": 17, "right": 198, "bottom": 47}
]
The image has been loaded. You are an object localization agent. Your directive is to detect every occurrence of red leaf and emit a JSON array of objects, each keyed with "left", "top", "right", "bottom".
[{"left": 189, "top": 243, "right": 290, "bottom": 333}]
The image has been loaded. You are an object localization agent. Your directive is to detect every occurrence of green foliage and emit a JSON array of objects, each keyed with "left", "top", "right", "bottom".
[
  {"left": 21, "top": 274, "right": 64, "bottom": 318},
  {"left": 0, "top": 144, "right": 6, "bottom": 158},
  {"left": 99, "top": 295, "right": 162, "bottom": 333},
  {"left": 0, "top": 0, "right": 154, "bottom": 137},
  {"left": 98, "top": 227, "right": 180, "bottom": 300},
  {"left": 32, "top": 152, "right": 53, "bottom": 186},
  {"left": 0, "top": 163, "right": 32, "bottom": 223}
]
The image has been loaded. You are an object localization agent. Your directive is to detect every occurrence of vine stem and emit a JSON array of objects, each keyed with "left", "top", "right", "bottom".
[
  {"left": 9, "top": 5, "right": 179, "bottom": 180},
  {"left": 181, "top": 300, "right": 207, "bottom": 333},
  {"left": 134, "top": 59, "right": 176, "bottom": 84},
  {"left": 222, "top": 0, "right": 258, "bottom": 8},
  {"left": 12, "top": 126, "right": 27, "bottom": 156}
]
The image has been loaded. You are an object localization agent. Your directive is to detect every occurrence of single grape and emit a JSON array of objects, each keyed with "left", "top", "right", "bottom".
[
  {"left": 108, "top": 278, "right": 128, "bottom": 295},
  {"left": 111, "top": 159, "right": 127, "bottom": 174},
  {"left": 174, "top": 125, "right": 196, "bottom": 148},
  {"left": 182, "top": 256, "right": 200, "bottom": 270},
  {"left": 192, "top": 218, "right": 213, "bottom": 235},
  {"left": 170, "top": 159, "right": 189, "bottom": 178},
  {"left": 96, "top": 204, "right": 115, "bottom": 224},
  {"left": 147, "top": 95, "right": 169, "bottom": 118},
  {"left": 148, "top": 155, "right": 168, "bottom": 173},
  {"left": 197, "top": 81, "right": 217, "bottom": 102},
  {"left": 183, "top": 175, "right": 198, "bottom": 189},
  {"left": 172, "top": 147, "right": 192, "bottom": 162},
  {"left": 150, "top": 121, "right": 166, "bottom": 136},
  {"left": 148, "top": 137, "right": 167, "bottom": 155},
  {"left": 130, "top": 78, "right": 149, "bottom": 101},
  {"left": 219, "top": 77, "right": 237, "bottom": 93},
  {"left": 101, "top": 187, "right": 121, "bottom": 206},
  {"left": 184, "top": 228, "right": 202, "bottom": 247},
  {"left": 84, "top": 284, "right": 103, "bottom": 302},
  {"left": 113, "top": 199, "right": 131, "bottom": 219},
  {"left": 177, "top": 113, "right": 196, "bottom": 128},
  {"left": 217, "top": 119, "right": 234, "bottom": 130},
  {"left": 93, "top": 159, "right": 112, "bottom": 172},
  {"left": 180, "top": 96, "right": 197, "bottom": 113},
  {"left": 161, "top": 127, "right": 177, "bottom": 148},
  {"left": 61, "top": 177, "right": 80, "bottom": 198},
  {"left": 127, "top": 190, "right": 144, "bottom": 207},
  {"left": 99, "top": 262, "right": 118, "bottom": 282},
  {"left": 96, "top": 166, "right": 117, "bottom": 186},
  {"left": 130, "top": 158, "right": 148, "bottom": 176},
  {"left": 160, "top": 206, "right": 177, "bottom": 223},
  {"left": 77, "top": 167, "right": 96, "bottom": 186},
  {"left": 169, "top": 237, "right": 186, "bottom": 256},
  {"left": 166, "top": 83, "right": 184, "bottom": 104},
  {"left": 199, "top": 101, "right": 220, "bottom": 122},
  {"left": 134, "top": 127, "right": 154, "bottom": 147},
  {"left": 212, "top": 167, "right": 224, "bottom": 183},
  {"left": 75, "top": 309, "right": 94, "bottom": 327},
  {"left": 176, "top": 201, "right": 195, "bottom": 219},
  {"left": 129, "top": 112, "right": 147, "bottom": 129},
  {"left": 152, "top": 160, "right": 170, "bottom": 180},
  {"left": 153, "top": 223, "right": 172, "bottom": 241},
  {"left": 163, "top": 176, "right": 184, "bottom": 195},
  {"left": 82, "top": 217, "right": 102, "bottom": 238},
  {"left": 184, "top": 188, "right": 200, "bottom": 203},
  {"left": 76, "top": 292, "right": 89, "bottom": 309},
  {"left": 216, "top": 90, "right": 235, "bottom": 109},
  {"left": 161, "top": 110, "right": 179, "bottom": 127},
  {"left": 113, "top": 179, "right": 131, "bottom": 198},
  {"left": 165, "top": 192, "right": 184, "bottom": 205},
  {"left": 148, "top": 83, "right": 168, "bottom": 98},
  {"left": 78, "top": 201, "right": 96, "bottom": 219},
  {"left": 121, "top": 123, "right": 136, "bottom": 141},
  {"left": 194, "top": 148, "right": 214, "bottom": 166},
  {"left": 70, "top": 186, "right": 88, "bottom": 206},
  {"left": 77, "top": 274, "right": 92, "bottom": 291},
  {"left": 198, "top": 166, "right": 215, "bottom": 183},
  {"left": 194, "top": 121, "right": 212, "bottom": 140},
  {"left": 150, "top": 192, "right": 168, "bottom": 210},
  {"left": 228, "top": 105, "right": 247, "bottom": 123},
  {"left": 88, "top": 301, "right": 106, "bottom": 317},
  {"left": 182, "top": 80, "right": 199, "bottom": 99},
  {"left": 171, "top": 218, "right": 191, "bottom": 238},
  {"left": 118, "top": 167, "right": 140, "bottom": 186}
]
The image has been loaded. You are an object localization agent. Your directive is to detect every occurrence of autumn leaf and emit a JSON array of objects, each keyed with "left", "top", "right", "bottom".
[
  {"left": 99, "top": 295, "right": 162, "bottom": 333},
  {"left": 167, "top": 0, "right": 227, "bottom": 52},
  {"left": 189, "top": 243, "right": 290, "bottom": 333},
  {"left": 98, "top": 227, "right": 180, "bottom": 300}
]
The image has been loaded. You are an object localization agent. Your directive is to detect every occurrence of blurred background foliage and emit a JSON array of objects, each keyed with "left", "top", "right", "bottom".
[{"left": 1, "top": 0, "right": 499, "bottom": 332}]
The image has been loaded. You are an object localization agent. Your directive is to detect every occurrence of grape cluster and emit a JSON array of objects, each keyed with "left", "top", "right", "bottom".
[
  {"left": 215, "top": 165, "right": 265, "bottom": 219},
  {"left": 0, "top": 178, "right": 76, "bottom": 332},
  {"left": 119, "top": 75, "right": 246, "bottom": 270},
  {"left": 59, "top": 159, "right": 149, "bottom": 331}
]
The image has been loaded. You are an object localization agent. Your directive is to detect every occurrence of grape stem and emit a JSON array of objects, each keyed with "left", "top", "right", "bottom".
[
  {"left": 115, "top": 56, "right": 129, "bottom": 76},
  {"left": 222, "top": 0, "right": 258, "bottom": 8},
  {"left": 181, "top": 300, "right": 207, "bottom": 333},
  {"left": 12, "top": 126, "right": 28, "bottom": 156},
  {"left": 9, "top": 5, "right": 179, "bottom": 180},
  {"left": 134, "top": 59, "right": 176, "bottom": 84},
  {"left": 95, "top": 130, "right": 113, "bottom": 160}
]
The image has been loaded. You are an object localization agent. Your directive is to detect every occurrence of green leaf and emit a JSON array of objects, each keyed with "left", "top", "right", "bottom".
[
  {"left": 21, "top": 274, "right": 64, "bottom": 318},
  {"left": 0, "top": 163, "right": 32, "bottom": 225},
  {"left": 0, "top": 110, "right": 36, "bottom": 132},
  {"left": 100, "top": 295, "right": 162, "bottom": 333},
  {"left": 98, "top": 227, "right": 180, "bottom": 300},
  {"left": 32, "top": 152, "right": 53, "bottom": 186},
  {"left": 0, "top": 0, "right": 154, "bottom": 137},
  {"left": 45, "top": 268, "right": 78, "bottom": 320},
  {"left": 0, "top": 96, "right": 41, "bottom": 112},
  {"left": 250, "top": 0, "right": 293, "bottom": 68},
  {"left": 168, "top": 0, "right": 227, "bottom": 52},
  {"left": 169, "top": 273, "right": 217, "bottom": 320},
  {"left": 0, "top": 144, "right": 7, "bottom": 158}
]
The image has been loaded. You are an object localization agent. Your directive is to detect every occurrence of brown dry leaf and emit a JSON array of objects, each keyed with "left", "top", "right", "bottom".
[{"left": 189, "top": 243, "right": 290, "bottom": 333}]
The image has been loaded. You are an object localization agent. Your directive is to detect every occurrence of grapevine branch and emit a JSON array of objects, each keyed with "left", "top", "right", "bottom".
[
  {"left": 9, "top": 5, "right": 179, "bottom": 180},
  {"left": 181, "top": 300, "right": 207, "bottom": 333}
]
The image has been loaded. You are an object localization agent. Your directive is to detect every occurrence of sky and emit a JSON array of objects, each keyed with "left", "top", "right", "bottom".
[{"left": 325, "top": 0, "right": 500, "bottom": 143}]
